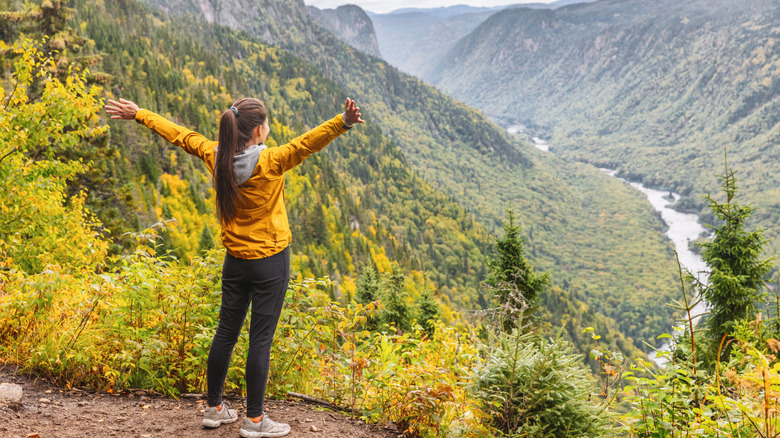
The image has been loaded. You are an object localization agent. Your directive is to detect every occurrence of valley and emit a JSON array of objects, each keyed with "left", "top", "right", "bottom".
[{"left": 413, "top": 0, "right": 780, "bottom": 259}]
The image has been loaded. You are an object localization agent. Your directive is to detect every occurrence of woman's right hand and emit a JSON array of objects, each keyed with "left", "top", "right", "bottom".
[{"left": 105, "top": 98, "right": 140, "bottom": 120}]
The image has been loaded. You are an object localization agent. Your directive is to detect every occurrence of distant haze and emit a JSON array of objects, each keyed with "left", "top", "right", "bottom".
[{"left": 304, "top": 0, "right": 556, "bottom": 14}]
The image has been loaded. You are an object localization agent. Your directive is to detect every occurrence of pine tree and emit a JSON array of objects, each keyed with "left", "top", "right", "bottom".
[
  {"left": 486, "top": 209, "right": 549, "bottom": 331},
  {"left": 416, "top": 289, "right": 441, "bottom": 335},
  {"left": 700, "top": 152, "right": 772, "bottom": 360},
  {"left": 381, "top": 267, "right": 411, "bottom": 331},
  {"left": 198, "top": 224, "right": 214, "bottom": 254},
  {"left": 356, "top": 264, "right": 380, "bottom": 304}
]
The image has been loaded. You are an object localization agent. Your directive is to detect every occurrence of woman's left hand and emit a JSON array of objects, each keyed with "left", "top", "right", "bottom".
[
  {"left": 343, "top": 98, "right": 364, "bottom": 127},
  {"left": 105, "top": 98, "right": 140, "bottom": 120}
]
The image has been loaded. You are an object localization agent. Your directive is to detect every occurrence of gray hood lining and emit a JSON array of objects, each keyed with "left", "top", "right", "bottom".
[{"left": 214, "top": 144, "right": 267, "bottom": 185}]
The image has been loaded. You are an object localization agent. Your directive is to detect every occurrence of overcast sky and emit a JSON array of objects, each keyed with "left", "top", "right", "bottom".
[{"left": 304, "top": 0, "right": 556, "bottom": 14}]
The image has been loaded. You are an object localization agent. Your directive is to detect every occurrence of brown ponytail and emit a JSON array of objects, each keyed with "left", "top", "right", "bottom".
[{"left": 216, "top": 98, "right": 267, "bottom": 224}]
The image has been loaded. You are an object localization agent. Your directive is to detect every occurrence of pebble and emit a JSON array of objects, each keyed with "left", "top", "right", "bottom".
[
  {"left": 310, "top": 425, "right": 319, "bottom": 432},
  {"left": 0, "top": 383, "right": 23, "bottom": 405},
  {"left": 38, "top": 398, "right": 51, "bottom": 404}
]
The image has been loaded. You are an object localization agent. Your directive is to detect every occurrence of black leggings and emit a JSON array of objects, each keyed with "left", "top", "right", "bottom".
[{"left": 207, "top": 247, "right": 290, "bottom": 417}]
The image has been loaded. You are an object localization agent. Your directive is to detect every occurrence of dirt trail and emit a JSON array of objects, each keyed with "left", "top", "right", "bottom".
[{"left": 0, "top": 367, "right": 398, "bottom": 438}]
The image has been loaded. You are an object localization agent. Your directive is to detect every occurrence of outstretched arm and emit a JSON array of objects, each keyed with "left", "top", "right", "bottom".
[
  {"left": 263, "top": 98, "right": 364, "bottom": 177},
  {"left": 105, "top": 98, "right": 215, "bottom": 162}
]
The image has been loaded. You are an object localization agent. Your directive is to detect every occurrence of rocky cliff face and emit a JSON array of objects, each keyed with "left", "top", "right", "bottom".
[
  {"left": 142, "top": 0, "right": 311, "bottom": 46},
  {"left": 307, "top": 5, "right": 381, "bottom": 58}
]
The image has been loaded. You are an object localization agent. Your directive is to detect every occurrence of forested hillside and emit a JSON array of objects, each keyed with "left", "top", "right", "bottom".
[
  {"left": 429, "top": 0, "right": 780, "bottom": 257},
  {"left": 138, "top": 0, "right": 683, "bottom": 351}
]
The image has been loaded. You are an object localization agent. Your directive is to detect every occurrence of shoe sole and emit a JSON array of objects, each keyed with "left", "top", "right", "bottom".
[
  {"left": 239, "top": 428, "right": 291, "bottom": 438},
  {"left": 202, "top": 416, "right": 238, "bottom": 428}
]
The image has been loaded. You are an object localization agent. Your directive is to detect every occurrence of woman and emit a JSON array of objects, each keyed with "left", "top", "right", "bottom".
[{"left": 105, "top": 97, "right": 363, "bottom": 437}]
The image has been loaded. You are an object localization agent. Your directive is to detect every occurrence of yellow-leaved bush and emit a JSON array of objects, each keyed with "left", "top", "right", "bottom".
[{"left": 0, "top": 38, "right": 108, "bottom": 274}]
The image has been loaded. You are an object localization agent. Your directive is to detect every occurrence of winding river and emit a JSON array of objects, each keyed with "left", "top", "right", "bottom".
[
  {"left": 513, "top": 129, "right": 710, "bottom": 366},
  {"left": 599, "top": 169, "right": 710, "bottom": 366}
]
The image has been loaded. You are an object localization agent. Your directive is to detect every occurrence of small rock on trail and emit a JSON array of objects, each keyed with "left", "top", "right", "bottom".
[{"left": 0, "top": 382, "right": 23, "bottom": 406}]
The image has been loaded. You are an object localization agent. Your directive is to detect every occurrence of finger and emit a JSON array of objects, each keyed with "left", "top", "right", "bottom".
[
  {"left": 111, "top": 115, "right": 122, "bottom": 119},
  {"left": 105, "top": 106, "right": 119, "bottom": 111},
  {"left": 119, "top": 98, "right": 129, "bottom": 103},
  {"left": 107, "top": 99, "right": 120, "bottom": 106}
]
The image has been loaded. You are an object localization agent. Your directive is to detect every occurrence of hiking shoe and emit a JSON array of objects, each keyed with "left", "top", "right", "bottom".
[
  {"left": 239, "top": 414, "right": 291, "bottom": 437},
  {"left": 201, "top": 401, "right": 238, "bottom": 428}
]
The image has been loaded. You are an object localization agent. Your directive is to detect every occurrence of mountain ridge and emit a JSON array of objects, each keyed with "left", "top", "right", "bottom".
[{"left": 370, "top": 0, "right": 599, "bottom": 76}]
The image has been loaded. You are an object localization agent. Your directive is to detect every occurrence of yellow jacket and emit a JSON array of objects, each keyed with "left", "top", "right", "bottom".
[{"left": 135, "top": 109, "right": 352, "bottom": 259}]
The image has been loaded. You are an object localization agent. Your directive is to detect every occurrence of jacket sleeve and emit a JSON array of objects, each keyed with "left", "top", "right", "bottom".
[
  {"left": 262, "top": 114, "right": 352, "bottom": 178},
  {"left": 134, "top": 109, "right": 215, "bottom": 162}
]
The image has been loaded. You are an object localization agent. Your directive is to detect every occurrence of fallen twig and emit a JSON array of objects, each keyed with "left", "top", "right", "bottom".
[{"left": 286, "top": 391, "right": 355, "bottom": 415}]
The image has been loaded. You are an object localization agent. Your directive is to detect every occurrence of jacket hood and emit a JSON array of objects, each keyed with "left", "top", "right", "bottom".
[{"left": 215, "top": 144, "right": 267, "bottom": 185}]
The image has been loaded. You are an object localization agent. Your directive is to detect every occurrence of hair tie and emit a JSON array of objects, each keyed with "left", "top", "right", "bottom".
[{"left": 229, "top": 106, "right": 238, "bottom": 117}]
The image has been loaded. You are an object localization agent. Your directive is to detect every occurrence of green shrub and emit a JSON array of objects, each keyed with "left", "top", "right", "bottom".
[{"left": 474, "top": 330, "right": 607, "bottom": 437}]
